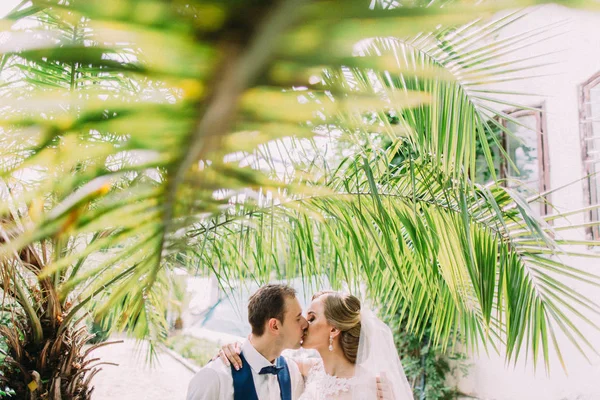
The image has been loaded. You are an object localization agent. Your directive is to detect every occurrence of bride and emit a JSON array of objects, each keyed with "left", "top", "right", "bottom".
[{"left": 220, "top": 291, "right": 413, "bottom": 399}]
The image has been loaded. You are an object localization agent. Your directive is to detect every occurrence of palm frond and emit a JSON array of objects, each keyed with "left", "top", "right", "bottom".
[
  {"left": 0, "top": 0, "right": 598, "bottom": 376},
  {"left": 188, "top": 149, "right": 600, "bottom": 369}
]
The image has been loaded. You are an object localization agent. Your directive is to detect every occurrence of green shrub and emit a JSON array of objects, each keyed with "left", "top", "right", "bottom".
[
  {"left": 384, "top": 311, "right": 470, "bottom": 400},
  {"left": 166, "top": 335, "right": 220, "bottom": 367},
  {"left": 0, "top": 314, "right": 15, "bottom": 398}
]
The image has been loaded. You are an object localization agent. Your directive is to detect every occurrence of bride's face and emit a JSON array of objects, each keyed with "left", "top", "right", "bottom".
[{"left": 301, "top": 297, "right": 334, "bottom": 351}]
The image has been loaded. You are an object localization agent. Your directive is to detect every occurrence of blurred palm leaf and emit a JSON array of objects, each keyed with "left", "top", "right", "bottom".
[{"left": 0, "top": 3, "right": 597, "bottom": 394}]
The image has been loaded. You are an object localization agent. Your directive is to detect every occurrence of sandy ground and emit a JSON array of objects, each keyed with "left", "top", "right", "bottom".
[{"left": 89, "top": 338, "right": 194, "bottom": 400}]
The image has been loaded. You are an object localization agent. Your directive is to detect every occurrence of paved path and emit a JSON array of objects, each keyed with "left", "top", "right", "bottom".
[{"left": 89, "top": 338, "right": 194, "bottom": 400}]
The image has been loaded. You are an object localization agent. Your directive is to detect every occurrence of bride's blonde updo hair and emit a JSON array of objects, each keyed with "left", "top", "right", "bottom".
[{"left": 312, "top": 291, "right": 361, "bottom": 364}]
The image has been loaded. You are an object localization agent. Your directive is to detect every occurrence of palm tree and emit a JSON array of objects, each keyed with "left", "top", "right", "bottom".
[
  {"left": 1, "top": 0, "right": 599, "bottom": 398},
  {"left": 0, "top": 217, "right": 121, "bottom": 399}
]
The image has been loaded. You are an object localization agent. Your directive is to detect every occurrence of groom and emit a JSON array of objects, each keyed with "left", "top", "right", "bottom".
[{"left": 186, "top": 284, "right": 308, "bottom": 400}]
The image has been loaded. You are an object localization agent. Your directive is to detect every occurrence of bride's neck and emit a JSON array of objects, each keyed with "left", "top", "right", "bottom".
[{"left": 318, "top": 348, "right": 355, "bottom": 378}]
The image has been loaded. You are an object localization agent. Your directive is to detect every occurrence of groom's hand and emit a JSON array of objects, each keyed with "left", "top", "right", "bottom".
[
  {"left": 376, "top": 372, "right": 393, "bottom": 400},
  {"left": 218, "top": 342, "right": 243, "bottom": 370}
]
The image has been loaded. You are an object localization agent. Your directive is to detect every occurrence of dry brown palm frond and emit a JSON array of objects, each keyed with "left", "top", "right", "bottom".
[{"left": 0, "top": 216, "right": 118, "bottom": 399}]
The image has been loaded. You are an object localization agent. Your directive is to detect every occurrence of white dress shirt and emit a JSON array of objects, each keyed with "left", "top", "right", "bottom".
[{"left": 186, "top": 340, "right": 304, "bottom": 400}]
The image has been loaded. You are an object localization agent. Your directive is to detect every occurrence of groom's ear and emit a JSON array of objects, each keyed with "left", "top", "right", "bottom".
[{"left": 267, "top": 317, "right": 280, "bottom": 334}]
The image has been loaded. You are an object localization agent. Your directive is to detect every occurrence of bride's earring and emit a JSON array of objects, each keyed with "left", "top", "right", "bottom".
[{"left": 328, "top": 336, "right": 334, "bottom": 352}]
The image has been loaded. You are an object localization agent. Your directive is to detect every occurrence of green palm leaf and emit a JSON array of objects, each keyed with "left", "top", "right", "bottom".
[
  {"left": 0, "top": 0, "right": 598, "bottom": 375},
  {"left": 189, "top": 150, "right": 600, "bottom": 370}
]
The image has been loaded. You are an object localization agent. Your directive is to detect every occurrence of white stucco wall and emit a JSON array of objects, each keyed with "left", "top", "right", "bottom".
[{"left": 457, "top": 5, "right": 600, "bottom": 400}]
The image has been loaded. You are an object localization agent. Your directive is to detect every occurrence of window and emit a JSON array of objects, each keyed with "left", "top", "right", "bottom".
[
  {"left": 502, "top": 107, "right": 550, "bottom": 215},
  {"left": 579, "top": 72, "right": 600, "bottom": 240},
  {"left": 476, "top": 106, "right": 550, "bottom": 216},
  {"left": 492, "top": 106, "right": 550, "bottom": 216}
]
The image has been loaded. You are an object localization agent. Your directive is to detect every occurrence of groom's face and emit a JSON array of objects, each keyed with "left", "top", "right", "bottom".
[{"left": 278, "top": 296, "right": 308, "bottom": 350}]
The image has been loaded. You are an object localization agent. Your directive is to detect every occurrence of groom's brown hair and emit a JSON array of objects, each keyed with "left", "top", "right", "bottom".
[{"left": 248, "top": 284, "right": 297, "bottom": 336}]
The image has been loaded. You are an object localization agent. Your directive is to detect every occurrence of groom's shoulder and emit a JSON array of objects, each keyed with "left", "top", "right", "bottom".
[
  {"left": 200, "top": 358, "right": 232, "bottom": 376},
  {"left": 281, "top": 354, "right": 296, "bottom": 367},
  {"left": 280, "top": 354, "right": 302, "bottom": 377},
  {"left": 187, "top": 360, "right": 231, "bottom": 394},
  {"left": 187, "top": 360, "right": 230, "bottom": 400},
  {"left": 190, "top": 359, "right": 232, "bottom": 386}
]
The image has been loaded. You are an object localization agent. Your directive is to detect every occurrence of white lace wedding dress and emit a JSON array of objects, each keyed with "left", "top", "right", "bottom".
[{"left": 297, "top": 360, "right": 376, "bottom": 400}]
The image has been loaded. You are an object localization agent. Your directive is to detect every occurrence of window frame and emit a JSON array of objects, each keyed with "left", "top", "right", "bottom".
[
  {"left": 498, "top": 104, "right": 551, "bottom": 216},
  {"left": 579, "top": 72, "right": 600, "bottom": 240}
]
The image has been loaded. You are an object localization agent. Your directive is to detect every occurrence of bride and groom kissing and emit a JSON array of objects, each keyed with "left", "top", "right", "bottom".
[{"left": 186, "top": 284, "right": 412, "bottom": 399}]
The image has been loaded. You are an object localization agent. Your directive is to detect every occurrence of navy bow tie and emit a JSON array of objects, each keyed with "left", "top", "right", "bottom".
[{"left": 259, "top": 365, "right": 284, "bottom": 375}]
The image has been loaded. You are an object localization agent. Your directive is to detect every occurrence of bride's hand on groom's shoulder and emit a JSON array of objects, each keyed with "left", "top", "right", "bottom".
[{"left": 216, "top": 342, "right": 243, "bottom": 370}]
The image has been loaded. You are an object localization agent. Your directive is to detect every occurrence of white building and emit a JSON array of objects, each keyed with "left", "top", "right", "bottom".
[{"left": 457, "top": 5, "right": 600, "bottom": 399}]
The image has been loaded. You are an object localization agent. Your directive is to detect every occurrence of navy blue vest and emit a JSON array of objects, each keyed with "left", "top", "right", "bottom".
[{"left": 231, "top": 353, "right": 291, "bottom": 400}]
